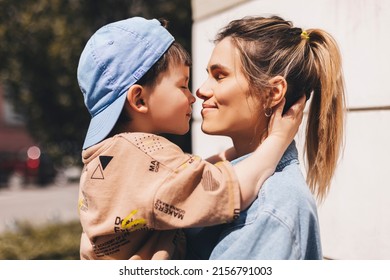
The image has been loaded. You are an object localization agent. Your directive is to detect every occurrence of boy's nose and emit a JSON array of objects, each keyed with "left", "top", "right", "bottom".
[{"left": 189, "top": 93, "right": 196, "bottom": 104}]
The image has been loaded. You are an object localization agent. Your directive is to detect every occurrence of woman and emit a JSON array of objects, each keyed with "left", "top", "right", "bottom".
[{"left": 186, "top": 15, "right": 345, "bottom": 259}]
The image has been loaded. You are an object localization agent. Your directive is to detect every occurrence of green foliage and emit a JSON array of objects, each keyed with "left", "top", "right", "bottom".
[
  {"left": 0, "top": 0, "right": 192, "bottom": 165},
  {"left": 0, "top": 220, "right": 82, "bottom": 260}
]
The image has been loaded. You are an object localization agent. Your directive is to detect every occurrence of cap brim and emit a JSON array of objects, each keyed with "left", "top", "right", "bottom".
[{"left": 82, "top": 92, "right": 127, "bottom": 150}]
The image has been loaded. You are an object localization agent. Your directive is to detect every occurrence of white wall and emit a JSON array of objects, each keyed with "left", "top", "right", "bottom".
[{"left": 191, "top": 0, "right": 390, "bottom": 259}]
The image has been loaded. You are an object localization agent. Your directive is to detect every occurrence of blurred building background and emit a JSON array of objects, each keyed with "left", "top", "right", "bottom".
[
  {"left": 0, "top": 87, "right": 34, "bottom": 150},
  {"left": 0, "top": 86, "right": 66, "bottom": 188},
  {"left": 0, "top": 86, "right": 40, "bottom": 187},
  {"left": 190, "top": 0, "right": 390, "bottom": 259}
]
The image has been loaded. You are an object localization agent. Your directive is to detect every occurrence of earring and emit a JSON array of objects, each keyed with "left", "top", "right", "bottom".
[{"left": 264, "top": 107, "right": 272, "bottom": 117}]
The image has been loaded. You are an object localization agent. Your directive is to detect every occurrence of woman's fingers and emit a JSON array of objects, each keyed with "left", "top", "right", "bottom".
[
  {"left": 271, "top": 98, "right": 286, "bottom": 121},
  {"left": 284, "top": 95, "right": 306, "bottom": 118}
]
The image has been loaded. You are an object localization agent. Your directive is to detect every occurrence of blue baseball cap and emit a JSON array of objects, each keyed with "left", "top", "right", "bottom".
[{"left": 77, "top": 17, "right": 174, "bottom": 149}]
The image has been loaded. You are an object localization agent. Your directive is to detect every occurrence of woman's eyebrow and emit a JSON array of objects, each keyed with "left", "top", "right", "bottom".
[{"left": 207, "top": 63, "right": 229, "bottom": 72}]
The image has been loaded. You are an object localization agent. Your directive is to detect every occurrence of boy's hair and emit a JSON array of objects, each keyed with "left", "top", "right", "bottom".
[
  {"left": 77, "top": 17, "right": 175, "bottom": 150},
  {"left": 113, "top": 41, "right": 191, "bottom": 128},
  {"left": 137, "top": 19, "right": 192, "bottom": 87},
  {"left": 137, "top": 42, "right": 192, "bottom": 87}
]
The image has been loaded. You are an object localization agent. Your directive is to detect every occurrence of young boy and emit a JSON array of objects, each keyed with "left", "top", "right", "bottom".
[{"left": 77, "top": 17, "right": 303, "bottom": 260}]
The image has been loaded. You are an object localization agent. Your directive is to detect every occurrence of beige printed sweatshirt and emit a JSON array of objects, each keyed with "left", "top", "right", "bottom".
[{"left": 78, "top": 132, "right": 240, "bottom": 260}]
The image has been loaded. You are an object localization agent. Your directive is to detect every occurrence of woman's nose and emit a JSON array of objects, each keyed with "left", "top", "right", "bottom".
[{"left": 196, "top": 82, "right": 213, "bottom": 100}]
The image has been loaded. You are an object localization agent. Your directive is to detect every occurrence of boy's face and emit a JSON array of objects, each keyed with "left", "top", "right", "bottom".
[{"left": 146, "top": 63, "right": 195, "bottom": 135}]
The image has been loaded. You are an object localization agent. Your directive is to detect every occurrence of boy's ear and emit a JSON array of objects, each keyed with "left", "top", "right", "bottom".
[
  {"left": 268, "top": 76, "right": 287, "bottom": 107},
  {"left": 126, "top": 84, "right": 148, "bottom": 113}
]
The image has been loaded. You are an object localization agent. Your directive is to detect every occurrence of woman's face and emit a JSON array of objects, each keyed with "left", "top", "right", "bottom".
[{"left": 196, "top": 37, "right": 263, "bottom": 140}]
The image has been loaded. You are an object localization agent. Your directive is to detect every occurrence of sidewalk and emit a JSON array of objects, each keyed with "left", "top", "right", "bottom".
[{"left": 0, "top": 182, "right": 79, "bottom": 233}]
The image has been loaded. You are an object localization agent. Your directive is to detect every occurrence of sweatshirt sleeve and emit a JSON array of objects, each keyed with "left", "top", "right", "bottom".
[
  {"left": 79, "top": 133, "right": 241, "bottom": 239},
  {"left": 152, "top": 155, "right": 241, "bottom": 229},
  {"left": 122, "top": 133, "right": 241, "bottom": 230}
]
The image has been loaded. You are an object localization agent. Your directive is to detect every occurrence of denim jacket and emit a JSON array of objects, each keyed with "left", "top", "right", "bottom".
[{"left": 185, "top": 141, "right": 322, "bottom": 260}]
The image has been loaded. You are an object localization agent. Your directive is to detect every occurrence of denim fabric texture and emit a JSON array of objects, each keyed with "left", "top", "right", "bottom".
[{"left": 185, "top": 141, "right": 322, "bottom": 260}]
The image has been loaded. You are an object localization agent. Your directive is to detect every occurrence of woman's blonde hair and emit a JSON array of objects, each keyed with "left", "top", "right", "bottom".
[{"left": 215, "top": 16, "right": 345, "bottom": 200}]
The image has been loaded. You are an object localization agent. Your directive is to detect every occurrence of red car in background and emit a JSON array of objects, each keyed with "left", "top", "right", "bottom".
[{"left": 0, "top": 145, "right": 57, "bottom": 188}]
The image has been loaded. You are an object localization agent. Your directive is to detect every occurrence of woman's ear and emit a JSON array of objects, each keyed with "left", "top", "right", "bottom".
[
  {"left": 268, "top": 76, "right": 287, "bottom": 107},
  {"left": 126, "top": 84, "right": 148, "bottom": 113}
]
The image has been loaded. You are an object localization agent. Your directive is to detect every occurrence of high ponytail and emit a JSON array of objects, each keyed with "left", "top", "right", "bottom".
[
  {"left": 304, "top": 29, "right": 345, "bottom": 201},
  {"left": 215, "top": 16, "right": 346, "bottom": 200}
]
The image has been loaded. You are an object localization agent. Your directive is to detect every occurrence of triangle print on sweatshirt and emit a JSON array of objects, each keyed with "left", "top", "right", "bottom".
[{"left": 91, "top": 155, "right": 113, "bottom": 179}]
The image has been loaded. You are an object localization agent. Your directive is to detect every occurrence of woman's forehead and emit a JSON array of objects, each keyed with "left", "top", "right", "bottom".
[{"left": 208, "top": 38, "right": 241, "bottom": 70}]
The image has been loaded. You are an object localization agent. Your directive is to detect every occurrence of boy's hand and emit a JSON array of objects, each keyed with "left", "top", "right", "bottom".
[{"left": 268, "top": 96, "right": 306, "bottom": 142}]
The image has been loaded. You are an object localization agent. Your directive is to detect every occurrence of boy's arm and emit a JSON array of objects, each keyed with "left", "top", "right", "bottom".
[
  {"left": 233, "top": 97, "right": 305, "bottom": 210},
  {"left": 206, "top": 147, "right": 237, "bottom": 163}
]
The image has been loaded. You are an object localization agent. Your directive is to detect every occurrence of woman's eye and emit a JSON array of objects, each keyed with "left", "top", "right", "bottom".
[{"left": 214, "top": 73, "right": 225, "bottom": 81}]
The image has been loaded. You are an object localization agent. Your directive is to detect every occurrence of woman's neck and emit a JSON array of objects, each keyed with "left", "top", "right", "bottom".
[{"left": 231, "top": 129, "right": 267, "bottom": 158}]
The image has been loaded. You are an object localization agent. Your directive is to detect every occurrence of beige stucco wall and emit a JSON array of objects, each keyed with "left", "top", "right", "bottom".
[
  {"left": 191, "top": 0, "right": 390, "bottom": 259},
  {"left": 192, "top": 0, "right": 248, "bottom": 20}
]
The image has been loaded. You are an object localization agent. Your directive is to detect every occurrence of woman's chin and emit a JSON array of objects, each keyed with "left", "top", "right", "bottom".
[{"left": 201, "top": 125, "right": 222, "bottom": 136}]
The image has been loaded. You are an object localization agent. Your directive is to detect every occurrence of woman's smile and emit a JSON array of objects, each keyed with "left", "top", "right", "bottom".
[{"left": 201, "top": 103, "right": 218, "bottom": 116}]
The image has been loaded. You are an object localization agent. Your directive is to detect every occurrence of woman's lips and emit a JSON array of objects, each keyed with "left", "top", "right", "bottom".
[{"left": 201, "top": 103, "right": 218, "bottom": 115}]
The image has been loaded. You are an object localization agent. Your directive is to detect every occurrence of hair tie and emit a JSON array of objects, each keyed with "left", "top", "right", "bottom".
[{"left": 301, "top": 30, "right": 310, "bottom": 40}]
